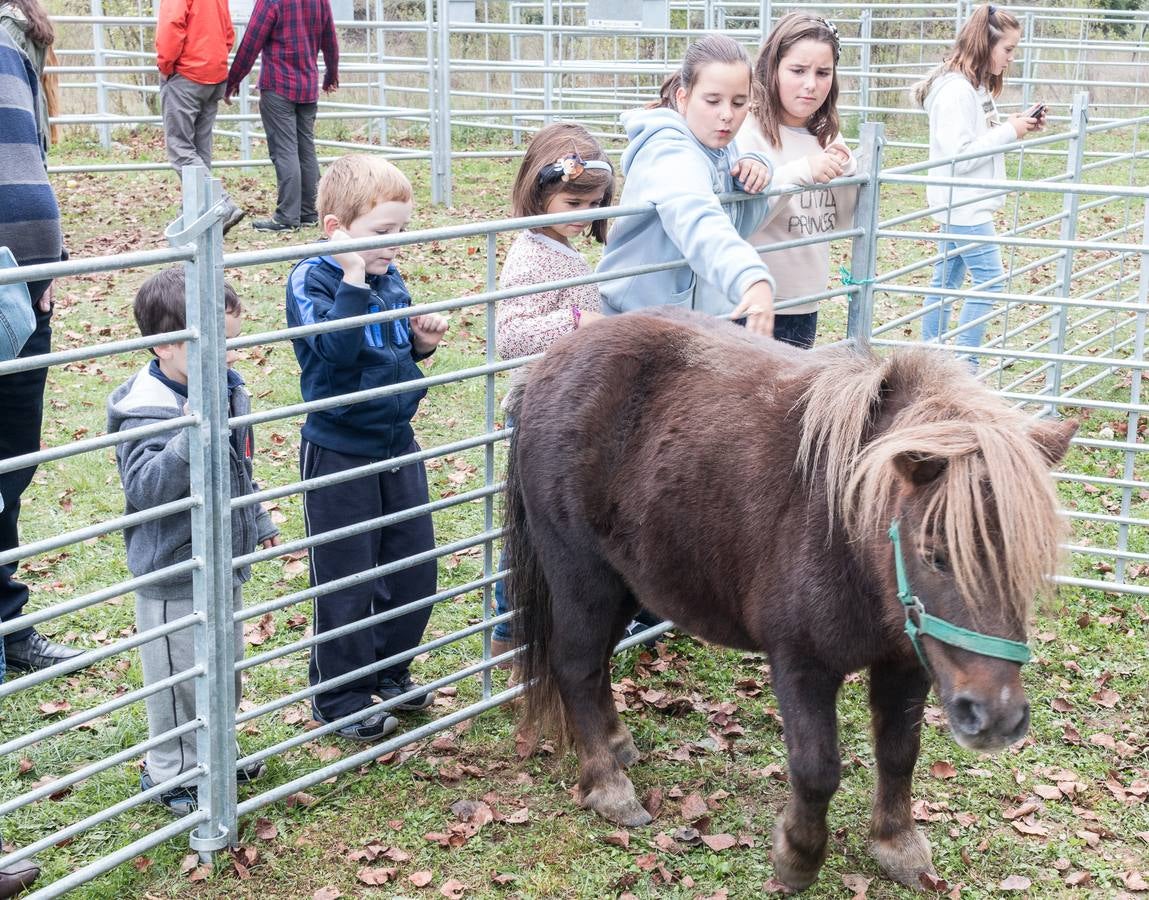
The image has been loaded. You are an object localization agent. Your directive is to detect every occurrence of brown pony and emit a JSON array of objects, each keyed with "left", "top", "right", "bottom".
[{"left": 504, "top": 307, "right": 1075, "bottom": 890}]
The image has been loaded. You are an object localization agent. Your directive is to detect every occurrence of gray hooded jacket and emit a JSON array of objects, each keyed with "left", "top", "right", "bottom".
[{"left": 107, "top": 364, "right": 278, "bottom": 598}]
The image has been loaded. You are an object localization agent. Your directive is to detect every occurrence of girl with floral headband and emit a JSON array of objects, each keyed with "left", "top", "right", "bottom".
[
  {"left": 596, "top": 33, "right": 777, "bottom": 336},
  {"left": 495, "top": 122, "right": 613, "bottom": 360},
  {"left": 739, "top": 12, "right": 858, "bottom": 349},
  {"left": 913, "top": 3, "right": 1042, "bottom": 361},
  {"left": 492, "top": 121, "right": 615, "bottom": 668}
]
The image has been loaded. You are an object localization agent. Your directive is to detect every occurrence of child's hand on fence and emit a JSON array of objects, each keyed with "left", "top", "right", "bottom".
[
  {"left": 411, "top": 313, "right": 449, "bottom": 354},
  {"left": 731, "top": 157, "right": 771, "bottom": 194},
  {"left": 261, "top": 535, "right": 282, "bottom": 550},
  {"left": 577, "top": 309, "right": 603, "bottom": 328},
  {"left": 808, "top": 150, "right": 845, "bottom": 184},
  {"left": 825, "top": 142, "right": 851, "bottom": 166},
  {"left": 328, "top": 228, "right": 368, "bottom": 284}
]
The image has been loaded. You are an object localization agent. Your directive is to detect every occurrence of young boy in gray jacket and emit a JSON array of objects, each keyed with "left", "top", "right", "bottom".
[{"left": 107, "top": 267, "right": 280, "bottom": 816}]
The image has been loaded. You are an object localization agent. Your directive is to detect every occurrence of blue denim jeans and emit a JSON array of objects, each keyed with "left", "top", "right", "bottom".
[{"left": 920, "top": 221, "right": 1005, "bottom": 353}]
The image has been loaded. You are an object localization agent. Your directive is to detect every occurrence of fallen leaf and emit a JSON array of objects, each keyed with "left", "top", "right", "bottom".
[
  {"left": 842, "top": 873, "right": 871, "bottom": 899},
  {"left": 604, "top": 830, "right": 630, "bottom": 849},
  {"left": 38, "top": 699, "right": 72, "bottom": 716},
  {"left": 930, "top": 761, "right": 958, "bottom": 779},
  {"left": 410, "top": 870, "right": 434, "bottom": 887},
  {"left": 312, "top": 888, "right": 342, "bottom": 900},
  {"left": 1000, "top": 875, "right": 1032, "bottom": 891},
  {"left": 701, "top": 833, "right": 737, "bottom": 852},
  {"left": 1122, "top": 872, "right": 1149, "bottom": 891},
  {"left": 254, "top": 817, "right": 278, "bottom": 840},
  {"left": 680, "top": 792, "right": 709, "bottom": 821},
  {"left": 286, "top": 792, "right": 318, "bottom": 808},
  {"left": 1065, "top": 871, "right": 1092, "bottom": 886},
  {"left": 357, "top": 866, "right": 397, "bottom": 885},
  {"left": 440, "top": 878, "right": 467, "bottom": 898}
]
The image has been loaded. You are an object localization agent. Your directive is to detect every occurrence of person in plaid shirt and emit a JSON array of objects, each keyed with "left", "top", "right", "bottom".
[{"left": 224, "top": 0, "right": 339, "bottom": 231}]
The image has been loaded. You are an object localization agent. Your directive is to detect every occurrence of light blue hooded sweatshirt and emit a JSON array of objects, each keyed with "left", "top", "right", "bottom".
[{"left": 598, "top": 107, "right": 775, "bottom": 318}]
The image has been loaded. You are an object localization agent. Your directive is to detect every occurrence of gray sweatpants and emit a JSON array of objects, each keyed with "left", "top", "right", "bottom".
[
  {"left": 258, "top": 89, "right": 319, "bottom": 226},
  {"left": 160, "top": 74, "right": 225, "bottom": 174},
  {"left": 135, "top": 585, "right": 243, "bottom": 784}
]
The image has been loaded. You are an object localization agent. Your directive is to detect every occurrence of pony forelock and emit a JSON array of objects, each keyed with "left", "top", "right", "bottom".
[{"left": 797, "top": 348, "right": 1065, "bottom": 625}]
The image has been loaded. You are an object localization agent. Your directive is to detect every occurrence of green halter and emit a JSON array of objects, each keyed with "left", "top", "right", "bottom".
[{"left": 887, "top": 519, "right": 1032, "bottom": 670}]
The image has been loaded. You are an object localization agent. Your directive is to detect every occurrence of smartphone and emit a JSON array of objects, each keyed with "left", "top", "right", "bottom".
[{"left": 1025, "top": 102, "right": 1046, "bottom": 120}]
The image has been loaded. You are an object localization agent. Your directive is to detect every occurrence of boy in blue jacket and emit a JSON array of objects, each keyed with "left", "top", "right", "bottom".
[{"left": 287, "top": 155, "right": 448, "bottom": 742}]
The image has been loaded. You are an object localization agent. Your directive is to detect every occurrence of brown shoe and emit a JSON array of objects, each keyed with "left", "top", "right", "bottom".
[{"left": 490, "top": 638, "right": 515, "bottom": 670}]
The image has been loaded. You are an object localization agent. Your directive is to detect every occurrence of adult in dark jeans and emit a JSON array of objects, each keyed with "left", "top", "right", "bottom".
[
  {"left": 224, "top": 0, "right": 339, "bottom": 232},
  {"left": 0, "top": 24, "right": 83, "bottom": 678}
]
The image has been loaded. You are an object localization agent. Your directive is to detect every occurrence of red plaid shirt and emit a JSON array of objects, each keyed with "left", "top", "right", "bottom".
[{"left": 226, "top": 0, "right": 339, "bottom": 104}]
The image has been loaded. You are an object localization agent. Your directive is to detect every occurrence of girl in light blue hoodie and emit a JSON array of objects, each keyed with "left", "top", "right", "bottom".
[{"left": 598, "top": 34, "right": 777, "bottom": 336}]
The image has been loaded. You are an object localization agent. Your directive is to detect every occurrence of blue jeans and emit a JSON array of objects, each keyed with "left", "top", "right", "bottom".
[{"left": 920, "top": 221, "right": 1005, "bottom": 353}]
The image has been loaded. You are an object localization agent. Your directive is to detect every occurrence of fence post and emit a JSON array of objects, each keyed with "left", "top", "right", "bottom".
[
  {"left": 171, "top": 166, "right": 238, "bottom": 861},
  {"left": 239, "top": 80, "right": 252, "bottom": 165},
  {"left": 375, "top": 0, "right": 389, "bottom": 146},
  {"left": 1044, "top": 92, "right": 1089, "bottom": 409},
  {"left": 1021, "top": 12, "right": 1034, "bottom": 111},
  {"left": 90, "top": 0, "right": 111, "bottom": 148},
  {"left": 482, "top": 232, "right": 498, "bottom": 698},
  {"left": 859, "top": 9, "right": 872, "bottom": 125},
  {"left": 1114, "top": 198, "right": 1149, "bottom": 583},
  {"left": 759, "top": 0, "right": 771, "bottom": 34},
  {"left": 543, "top": 0, "right": 554, "bottom": 126},
  {"left": 846, "top": 122, "right": 885, "bottom": 345},
  {"left": 432, "top": 0, "right": 453, "bottom": 206}
]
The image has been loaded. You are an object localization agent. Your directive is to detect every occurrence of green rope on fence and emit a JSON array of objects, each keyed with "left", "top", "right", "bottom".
[{"left": 838, "top": 265, "right": 875, "bottom": 287}]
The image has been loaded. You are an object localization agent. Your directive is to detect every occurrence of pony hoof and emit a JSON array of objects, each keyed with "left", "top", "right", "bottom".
[
  {"left": 772, "top": 819, "right": 826, "bottom": 891},
  {"left": 581, "top": 779, "right": 653, "bottom": 827},
  {"left": 870, "top": 828, "right": 935, "bottom": 888}
]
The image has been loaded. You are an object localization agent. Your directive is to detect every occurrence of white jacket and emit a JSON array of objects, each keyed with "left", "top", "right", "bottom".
[{"left": 921, "top": 71, "right": 1016, "bottom": 226}]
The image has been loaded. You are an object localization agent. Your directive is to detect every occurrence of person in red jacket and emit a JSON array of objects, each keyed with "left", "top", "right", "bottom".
[{"left": 155, "top": 0, "right": 244, "bottom": 233}]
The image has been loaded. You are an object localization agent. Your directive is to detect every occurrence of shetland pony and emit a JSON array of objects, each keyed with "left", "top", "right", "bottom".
[{"left": 504, "top": 307, "right": 1075, "bottom": 889}]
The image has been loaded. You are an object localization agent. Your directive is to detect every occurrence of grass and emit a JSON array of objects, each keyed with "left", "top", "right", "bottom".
[{"left": 1, "top": 120, "right": 1148, "bottom": 899}]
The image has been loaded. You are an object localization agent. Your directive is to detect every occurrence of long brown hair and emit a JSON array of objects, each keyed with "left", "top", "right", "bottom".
[
  {"left": 917, "top": 3, "right": 1020, "bottom": 102},
  {"left": 647, "top": 34, "right": 753, "bottom": 112},
  {"left": 510, "top": 122, "right": 614, "bottom": 244},
  {"left": 752, "top": 12, "right": 842, "bottom": 148},
  {"left": 3, "top": 0, "right": 55, "bottom": 46}
]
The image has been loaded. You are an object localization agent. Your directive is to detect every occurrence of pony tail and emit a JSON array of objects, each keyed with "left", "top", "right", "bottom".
[
  {"left": 648, "top": 72, "right": 681, "bottom": 110},
  {"left": 504, "top": 390, "right": 571, "bottom": 749}
]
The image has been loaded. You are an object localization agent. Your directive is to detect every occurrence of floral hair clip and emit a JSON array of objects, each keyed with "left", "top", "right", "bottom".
[
  {"left": 539, "top": 152, "right": 613, "bottom": 186},
  {"left": 814, "top": 15, "right": 841, "bottom": 63}
]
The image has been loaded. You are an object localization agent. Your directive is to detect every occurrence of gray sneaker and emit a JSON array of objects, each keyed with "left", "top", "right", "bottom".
[
  {"left": 221, "top": 202, "right": 246, "bottom": 235},
  {"left": 313, "top": 709, "right": 399, "bottom": 742}
]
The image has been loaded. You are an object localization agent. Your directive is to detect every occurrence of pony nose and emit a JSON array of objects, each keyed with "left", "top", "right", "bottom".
[{"left": 951, "top": 693, "right": 1030, "bottom": 741}]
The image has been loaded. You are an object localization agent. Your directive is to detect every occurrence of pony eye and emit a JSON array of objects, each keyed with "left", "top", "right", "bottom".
[{"left": 930, "top": 549, "right": 949, "bottom": 572}]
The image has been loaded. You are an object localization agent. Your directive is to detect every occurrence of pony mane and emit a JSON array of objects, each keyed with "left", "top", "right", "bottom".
[{"left": 796, "top": 347, "right": 1065, "bottom": 626}]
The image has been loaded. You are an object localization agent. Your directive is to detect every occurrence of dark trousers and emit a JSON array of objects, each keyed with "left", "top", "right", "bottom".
[
  {"left": 301, "top": 439, "right": 436, "bottom": 721},
  {"left": 773, "top": 312, "right": 819, "bottom": 349},
  {"left": 259, "top": 89, "right": 318, "bottom": 227},
  {"left": 0, "top": 306, "right": 52, "bottom": 643}
]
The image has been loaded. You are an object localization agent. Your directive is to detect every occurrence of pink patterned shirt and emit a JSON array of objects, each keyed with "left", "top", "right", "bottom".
[{"left": 495, "top": 231, "right": 601, "bottom": 360}]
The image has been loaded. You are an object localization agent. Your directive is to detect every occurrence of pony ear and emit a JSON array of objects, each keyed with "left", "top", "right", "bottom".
[
  {"left": 892, "top": 451, "right": 947, "bottom": 487},
  {"left": 1029, "top": 418, "right": 1078, "bottom": 467}
]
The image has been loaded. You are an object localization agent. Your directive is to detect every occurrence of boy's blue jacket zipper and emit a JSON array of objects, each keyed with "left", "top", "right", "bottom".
[{"left": 286, "top": 255, "right": 430, "bottom": 459}]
